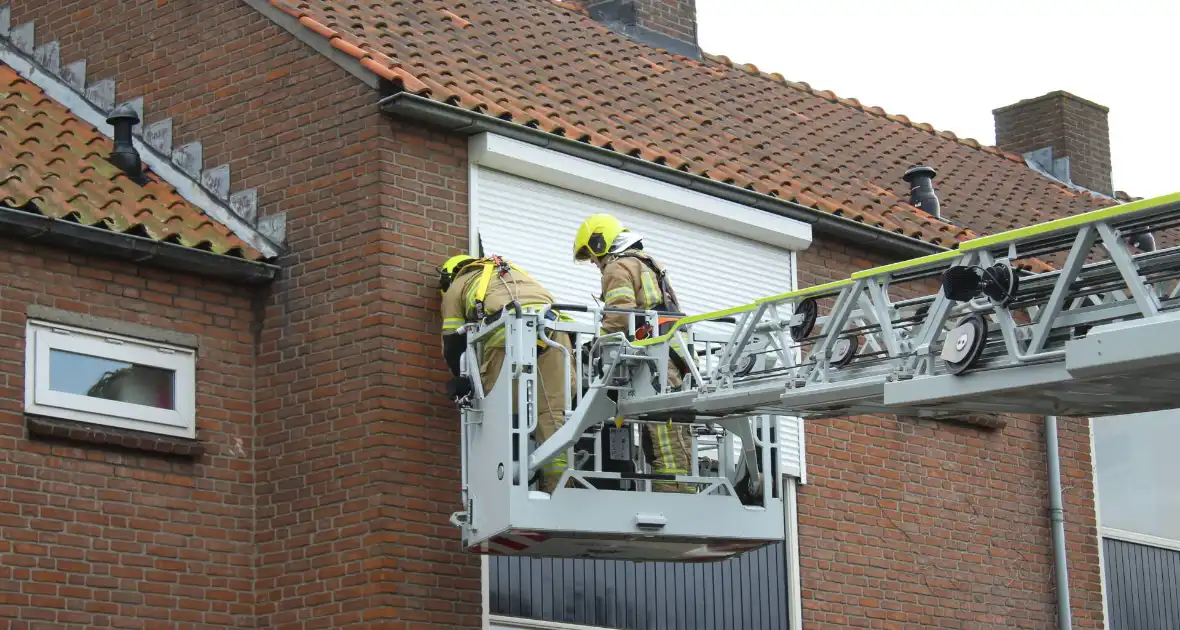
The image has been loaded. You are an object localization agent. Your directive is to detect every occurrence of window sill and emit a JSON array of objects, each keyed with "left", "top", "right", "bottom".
[{"left": 26, "top": 415, "right": 205, "bottom": 457}]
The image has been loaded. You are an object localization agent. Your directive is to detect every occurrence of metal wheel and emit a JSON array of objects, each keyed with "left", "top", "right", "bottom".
[
  {"left": 942, "top": 313, "right": 988, "bottom": 375},
  {"left": 734, "top": 353, "right": 758, "bottom": 377},
  {"left": 791, "top": 298, "right": 818, "bottom": 342},
  {"left": 830, "top": 335, "right": 859, "bottom": 369}
]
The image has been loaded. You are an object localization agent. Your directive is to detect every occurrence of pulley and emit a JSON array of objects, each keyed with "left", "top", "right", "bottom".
[
  {"left": 830, "top": 335, "right": 859, "bottom": 369},
  {"left": 941, "top": 313, "right": 988, "bottom": 375},
  {"left": 790, "top": 298, "right": 818, "bottom": 342}
]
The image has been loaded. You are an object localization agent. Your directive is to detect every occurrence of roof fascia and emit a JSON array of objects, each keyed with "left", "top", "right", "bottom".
[
  {"left": 0, "top": 38, "right": 282, "bottom": 260},
  {"left": 0, "top": 206, "right": 280, "bottom": 285},
  {"left": 380, "top": 91, "right": 943, "bottom": 259}
]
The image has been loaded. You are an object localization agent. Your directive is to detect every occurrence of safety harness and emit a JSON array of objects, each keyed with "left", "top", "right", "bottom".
[
  {"left": 463, "top": 255, "right": 565, "bottom": 350},
  {"left": 468, "top": 255, "right": 518, "bottom": 320}
]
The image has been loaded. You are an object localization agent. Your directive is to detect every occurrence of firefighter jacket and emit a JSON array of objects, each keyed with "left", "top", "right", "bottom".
[{"left": 599, "top": 250, "right": 676, "bottom": 335}]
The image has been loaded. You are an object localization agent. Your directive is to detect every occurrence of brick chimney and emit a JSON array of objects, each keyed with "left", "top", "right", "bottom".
[
  {"left": 584, "top": 0, "right": 700, "bottom": 59},
  {"left": 993, "top": 90, "right": 1113, "bottom": 196}
]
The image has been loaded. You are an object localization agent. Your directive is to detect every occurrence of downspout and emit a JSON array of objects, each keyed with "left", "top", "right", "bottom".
[{"left": 1046, "top": 414, "right": 1073, "bottom": 630}]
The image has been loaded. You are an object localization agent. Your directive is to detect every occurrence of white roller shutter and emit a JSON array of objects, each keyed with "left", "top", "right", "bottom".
[{"left": 473, "top": 167, "right": 806, "bottom": 479}]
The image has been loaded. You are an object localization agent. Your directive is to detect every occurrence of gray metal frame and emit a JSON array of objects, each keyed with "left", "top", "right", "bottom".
[
  {"left": 452, "top": 196, "right": 1180, "bottom": 561},
  {"left": 611, "top": 198, "right": 1180, "bottom": 422},
  {"left": 452, "top": 306, "right": 786, "bottom": 562}
]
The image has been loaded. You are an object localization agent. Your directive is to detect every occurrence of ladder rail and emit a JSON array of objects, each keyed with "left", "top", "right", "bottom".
[{"left": 593, "top": 192, "right": 1180, "bottom": 418}]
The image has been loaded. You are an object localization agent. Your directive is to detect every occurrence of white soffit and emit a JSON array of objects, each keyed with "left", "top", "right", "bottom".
[{"left": 469, "top": 133, "right": 813, "bottom": 251}]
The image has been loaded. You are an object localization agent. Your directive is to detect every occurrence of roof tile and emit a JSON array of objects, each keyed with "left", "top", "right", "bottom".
[
  {"left": 275, "top": 0, "right": 1116, "bottom": 251},
  {"left": 0, "top": 64, "right": 264, "bottom": 260}
]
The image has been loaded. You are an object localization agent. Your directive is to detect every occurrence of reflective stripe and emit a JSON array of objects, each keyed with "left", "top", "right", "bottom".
[
  {"left": 640, "top": 271, "right": 660, "bottom": 307},
  {"left": 485, "top": 328, "right": 507, "bottom": 348},
  {"left": 442, "top": 317, "right": 465, "bottom": 332},
  {"left": 464, "top": 280, "right": 481, "bottom": 312},
  {"left": 653, "top": 423, "right": 675, "bottom": 473},
  {"left": 604, "top": 286, "right": 635, "bottom": 303}
]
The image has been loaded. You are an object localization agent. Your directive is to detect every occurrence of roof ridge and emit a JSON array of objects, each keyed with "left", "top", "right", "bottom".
[
  {"left": 700, "top": 52, "right": 1028, "bottom": 165},
  {"left": 0, "top": 2, "right": 284, "bottom": 258}
]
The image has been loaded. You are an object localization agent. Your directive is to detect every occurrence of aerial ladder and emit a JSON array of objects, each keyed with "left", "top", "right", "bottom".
[{"left": 451, "top": 191, "right": 1180, "bottom": 562}]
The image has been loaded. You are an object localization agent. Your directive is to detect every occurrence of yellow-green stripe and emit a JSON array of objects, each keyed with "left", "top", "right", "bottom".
[
  {"left": 631, "top": 302, "right": 758, "bottom": 347},
  {"left": 754, "top": 279, "right": 854, "bottom": 305},
  {"left": 962, "top": 191, "right": 1180, "bottom": 252},
  {"left": 850, "top": 249, "right": 962, "bottom": 280}
]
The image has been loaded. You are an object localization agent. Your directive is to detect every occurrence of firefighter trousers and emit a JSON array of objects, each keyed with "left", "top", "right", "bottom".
[
  {"left": 644, "top": 360, "right": 695, "bottom": 493},
  {"left": 481, "top": 334, "right": 574, "bottom": 494}
]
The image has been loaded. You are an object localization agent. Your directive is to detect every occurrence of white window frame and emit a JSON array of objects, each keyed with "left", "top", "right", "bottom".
[{"left": 24, "top": 319, "right": 197, "bottom": 439}]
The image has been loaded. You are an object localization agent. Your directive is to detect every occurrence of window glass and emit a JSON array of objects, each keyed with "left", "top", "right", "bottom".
[
  {"left": 1094, "top": 410, "right": 1180, "bottom": 541},
  {"left": 48, "top": 349, "right": 176, "bottom": 410}
]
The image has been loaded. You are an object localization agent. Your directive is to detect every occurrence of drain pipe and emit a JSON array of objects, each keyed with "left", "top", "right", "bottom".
[{"left": 1046, "top": 414, "right": 1073, "bottom": 630}]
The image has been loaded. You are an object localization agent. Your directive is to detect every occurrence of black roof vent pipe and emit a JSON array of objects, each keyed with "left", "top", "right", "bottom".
[
  {"left": 903, "top": 164, "right": 940, "bottom": 218},
  {"left": 105, "top": 104, "right": 148, "bottom": 185}
]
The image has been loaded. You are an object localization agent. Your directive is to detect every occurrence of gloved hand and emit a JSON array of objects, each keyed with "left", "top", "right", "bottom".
[{"left": 446, "top": 376, "right": 473, "bottom": 402}]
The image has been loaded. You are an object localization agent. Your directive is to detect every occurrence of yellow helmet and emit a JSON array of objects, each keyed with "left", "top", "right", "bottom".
[
  {"left": 438, "top": 254, "right": 476, "bottom": 294},
  {"left": 573, "top": 213, "right": 627, "bottom": 262}
]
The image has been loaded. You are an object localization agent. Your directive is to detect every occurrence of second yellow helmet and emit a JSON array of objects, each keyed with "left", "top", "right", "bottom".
[
  {"left": 573, "top": 213, "right": 628, "bottom": 262},
  {"left": 438, "top": 253, "right": 477, "bottom": 294}
]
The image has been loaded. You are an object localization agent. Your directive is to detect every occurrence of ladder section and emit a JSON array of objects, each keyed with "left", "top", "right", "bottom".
[{"left": 619, "top": 190, "right": 1180, "bottom": 421}]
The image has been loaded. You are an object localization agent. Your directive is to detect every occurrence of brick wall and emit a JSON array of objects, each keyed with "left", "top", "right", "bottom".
[
  {"left": 0, "top": 240, "right": 257, "bottom": 628},
  {"left": 13, "top": 0, "right": 480, "bottom": 627},
  {"left": 9, "top": 2, "right": 1103, "bottom": 630},
  {"left": 796, "top": 242, "right": 1104, "bottom": 628},
  {"left": 994, "top": 90, "right": 1114, "bottom": 196}
]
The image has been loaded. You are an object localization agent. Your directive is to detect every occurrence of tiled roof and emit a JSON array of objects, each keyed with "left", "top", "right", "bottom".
[
  {"left": 269, "top": 0, "right": 1117, "bottom": 251},
  {"left": 0, "top": 64, "right": 266, "bottom": 261}
]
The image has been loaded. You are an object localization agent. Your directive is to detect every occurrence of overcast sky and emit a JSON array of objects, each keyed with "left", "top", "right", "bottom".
[{"left": 696, "top": 0, "right": 1177, "bottom": 199}]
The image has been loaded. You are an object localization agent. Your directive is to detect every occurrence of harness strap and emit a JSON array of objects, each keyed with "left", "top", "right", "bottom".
[
  {"left": 467, "top": 255, "right": 529, "bottom": 318},
  {"left": 473, "top": 262, "right": 497, "bottom": 317}
]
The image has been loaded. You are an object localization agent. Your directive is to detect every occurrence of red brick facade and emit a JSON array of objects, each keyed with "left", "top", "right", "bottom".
[
  {"left": 2, "top": 2, "right": 1102, "bottom": 629},
  {"left": 10, "top": 0, "right": 478, "bottom": 627},
  {"left": 0, "top": 241, "right": 258, "bottom": 628}
]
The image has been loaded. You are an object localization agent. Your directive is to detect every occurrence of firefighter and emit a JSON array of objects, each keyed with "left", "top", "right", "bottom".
[
  {"left": 572, "top": 214, "right": 695, "bottom": 494},
  {"left": 438, "top": 253, "right": 574, "bottom": 494}
]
